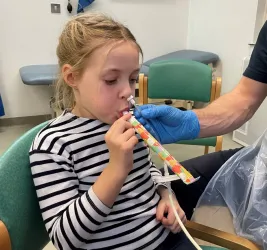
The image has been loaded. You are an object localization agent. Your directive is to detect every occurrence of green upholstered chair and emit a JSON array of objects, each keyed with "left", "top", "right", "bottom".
[
  {"left": 138, "top": 59, "right": 223, "bottom": 154},
  {"left": 0, "top": 123, "right": 260, "bottom": 250},
  {"left": 0, "top": 122, "right": 49, "bottom": 250}
]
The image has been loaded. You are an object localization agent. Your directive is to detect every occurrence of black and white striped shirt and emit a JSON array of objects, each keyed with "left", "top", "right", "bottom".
[{"left": 30, "top": 111, "right": 170, "bottom": 250}]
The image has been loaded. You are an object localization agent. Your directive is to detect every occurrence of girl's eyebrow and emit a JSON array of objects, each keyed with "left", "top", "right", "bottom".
[
  {"left": 102, "top": 68, "right": 140, "bottom": 74},
  {"left": 132, "top": 68, "right": 140, "bottom": 74}
]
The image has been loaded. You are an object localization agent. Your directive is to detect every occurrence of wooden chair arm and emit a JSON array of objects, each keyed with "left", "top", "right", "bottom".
[
  {"left": 185, "top": 221, "right": 261, "bottom": 250},
  {"left": 0, "top": 220, "right": 11, "bottom": 250},
  {"left": 215, "top": 135, "right": 223, "bottom": 152},
  {"left": 215, "top": 77, "right": 222, "bottom": 100}
]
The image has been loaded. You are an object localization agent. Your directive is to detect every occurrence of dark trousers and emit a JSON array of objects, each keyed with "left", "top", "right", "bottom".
[
  {"left": 155, "top": 231, "right": 196, "bottom": 250},
  {"left": 156, "top": 147, "right": 242, "bottom": 250},
  {"left": 170, "top": 147, "right": 242, "bottom": 219}
]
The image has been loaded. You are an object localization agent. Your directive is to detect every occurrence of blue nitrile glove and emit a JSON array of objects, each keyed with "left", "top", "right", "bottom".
[{"left": 134, "top": 104, "right": 200, "bottom": 144}]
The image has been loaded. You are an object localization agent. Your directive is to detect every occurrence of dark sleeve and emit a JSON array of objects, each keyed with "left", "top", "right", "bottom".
[{"left": 243, "top": 21, "right": 267, "bottom": 83}]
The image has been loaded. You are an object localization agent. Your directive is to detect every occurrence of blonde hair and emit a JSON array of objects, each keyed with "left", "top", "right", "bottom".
[{"left": 53, "top": 12, "right": 143, "bottom": 111}]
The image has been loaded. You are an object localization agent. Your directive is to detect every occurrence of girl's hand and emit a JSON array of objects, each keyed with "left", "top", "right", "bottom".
[
  {"left": 105, "top": 113, "right": 138, "bottom": 175},
  {"left": 156, "top": 190, "right": 187, "bottom": 233}
]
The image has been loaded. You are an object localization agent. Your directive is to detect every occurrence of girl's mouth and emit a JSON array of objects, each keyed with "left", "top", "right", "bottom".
[{"left": 119, "top": 107, "right": 130, "bottom": 117}]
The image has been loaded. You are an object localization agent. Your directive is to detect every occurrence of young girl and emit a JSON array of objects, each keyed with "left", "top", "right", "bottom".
[{"left": 29, "top": 13, "right": 194, "bottom": 250}]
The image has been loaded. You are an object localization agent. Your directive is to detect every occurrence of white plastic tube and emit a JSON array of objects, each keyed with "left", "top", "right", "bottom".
[{"left": 163, "top": 163, "right": 202, "bottom": 250}]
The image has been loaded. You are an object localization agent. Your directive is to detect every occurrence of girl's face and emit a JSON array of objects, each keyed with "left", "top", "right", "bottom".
[{"left": 70, "top": 41, "right": 140, "bottom": 124}]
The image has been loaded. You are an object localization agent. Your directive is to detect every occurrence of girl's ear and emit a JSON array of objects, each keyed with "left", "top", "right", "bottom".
[{"left": 62, "top": 64, "right": 78, "bottom": 89}]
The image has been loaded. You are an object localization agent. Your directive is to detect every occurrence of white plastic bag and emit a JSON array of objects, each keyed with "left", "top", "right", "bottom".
[{"left": 192, "top": 131, "right": 267, "bottom": 248}]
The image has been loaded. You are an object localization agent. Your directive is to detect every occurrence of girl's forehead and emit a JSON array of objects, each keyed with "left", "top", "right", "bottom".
[
  {"left": 102, "top": 42, "right": 140, "bottom": 68},
  {"left": 85, "top": 41, "right": 140, "bottom": 73}
]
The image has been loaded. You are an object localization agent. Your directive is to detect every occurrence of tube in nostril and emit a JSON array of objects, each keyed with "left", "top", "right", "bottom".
[
  {"left": 127, "top": 95, "right": 136, "bottom": 108},
  {"left": 127, "top": 95, "right": 141, "bottom": 115}
]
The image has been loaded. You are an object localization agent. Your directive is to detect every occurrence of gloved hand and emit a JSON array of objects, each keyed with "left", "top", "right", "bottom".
[{"left": 134, "top": 104, "right": 200, "bottom": 144}]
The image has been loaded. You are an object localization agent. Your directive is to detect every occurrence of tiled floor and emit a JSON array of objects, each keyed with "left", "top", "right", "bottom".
[{"left": 0, "top": 124, "right": 241, "bottom": 250}]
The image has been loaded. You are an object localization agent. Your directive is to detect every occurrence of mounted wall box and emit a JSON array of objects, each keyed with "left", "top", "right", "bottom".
[{"left": 51, "top": 3, "right": 61, "bottom": 14}]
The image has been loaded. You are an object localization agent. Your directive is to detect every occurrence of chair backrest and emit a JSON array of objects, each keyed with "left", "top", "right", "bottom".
[
  {"left": 147, "top": 59, "right": 213, "bottom": 102},
  {"left": 0, "top": 122, "right": 50, "bottom": 250}
]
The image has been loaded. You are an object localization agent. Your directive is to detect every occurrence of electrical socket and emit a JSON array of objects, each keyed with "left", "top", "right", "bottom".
[{"left": 51, "top": 3, "right": 61, "bottom": 14}]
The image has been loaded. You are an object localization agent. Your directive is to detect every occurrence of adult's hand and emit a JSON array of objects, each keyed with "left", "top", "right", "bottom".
[{"left": 134, "top": 104, "right": 200, "bottom": 144}]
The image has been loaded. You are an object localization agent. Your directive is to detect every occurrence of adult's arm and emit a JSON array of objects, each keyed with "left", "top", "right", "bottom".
[{"left": 195, "top": 77, "right": 267, "bottom": 137}]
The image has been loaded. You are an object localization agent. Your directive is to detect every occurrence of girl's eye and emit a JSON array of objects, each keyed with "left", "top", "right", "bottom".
[
  {"left": 105, "top": 80, "right": 117, "bottom": 85},
  {"left": 130, "top": 79, "right": 137, "bottom": 85}
]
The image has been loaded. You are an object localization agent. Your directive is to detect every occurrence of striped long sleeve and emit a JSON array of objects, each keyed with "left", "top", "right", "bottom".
[
  {"left": 30, "top": 150, "right": 111, "bottom": 250},
  {"left": 147, "top": 148, "right": 169, "bottom": 190}
]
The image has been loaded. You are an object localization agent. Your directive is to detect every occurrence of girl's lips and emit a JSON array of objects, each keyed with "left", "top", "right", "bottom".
[{"left": 119, "top": 107, "right": 130, "bottom": 117}]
